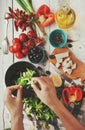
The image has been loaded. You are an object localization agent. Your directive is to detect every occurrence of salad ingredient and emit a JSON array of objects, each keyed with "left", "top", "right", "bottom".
[
  {"left": 36, "top": 4, "right": 54, "bottom": 27},
  {"left": 12, "top": 38, "right": 21, "bottom": 44},
  {"left": 6, "top": 0, "right": 46, "bottom": 38},
  {"left": 36, "top": 4, "right": 50, "bottom": 16},
  {"left": 28, "top": 46, "right": 45, "bottom": 64},
  {"left": 34, "top": 37, "right": 44, "bottom": 46},
  {"left": 5, "top": 7, "right": 33, "bottom": 32},
  {"left": 21, "top": 47, "right": 28, "bottom": 55},
  {"left": 23, "top": 97, "right": 56, "bottom": 128},
  {"left": 16, "top": 51, "right": 24, "bottom": 59},
  {"left": 16, "top": 0, "right": 34, "bottom": 14},
  {"left": 62, "top": 86, "right": 83, "bottom": 105},
  {"left": 50, "top": 73, "right": 62, "bottom": 87},
  {"left": 55, "top": 52, "right": 77, "bottom": 75},
  {"left": 16, "top": 68, "right": 35, "bottom": 88},
  {"left": 9, "top": 30, "right": 45, "bottom": 59},
  {"left": 12, "top": 42, "right": 21, "bottom": 52},
  {"left": 27, "top": 30, "right": 36, "bottom": 39},
  {"left": 55, "top": 52, "right": 69, "bottom": 59},
  {"left": 9, "top": 45, "right": 16, "bottom": 53},
  {"left": 27, "top": 39, "right": 35, "bottom": 48},
  {"left": 19, "top": 33, "right": 28, "bottom": 42}
]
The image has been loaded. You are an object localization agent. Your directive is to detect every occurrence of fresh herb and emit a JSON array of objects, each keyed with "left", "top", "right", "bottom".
[
  {"left": 16, "top": 68, "right": 35, "bottom": 88},
  {"left": 23, "top": 97, "right": 57, "bottom": 128}
]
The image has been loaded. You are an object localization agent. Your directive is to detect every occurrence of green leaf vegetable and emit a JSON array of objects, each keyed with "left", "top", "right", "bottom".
[
  {"left": 16, "top": 68, "right": 35, "bottom": 88},
  {"left": 16, "top": 0, "right": 34, "bottom": 14},
  {"left": 16, "top": 68, "right": 57, "bottom": 128},
  {"left": 23, "top": 97, "right": 57, "bottom": 128}
]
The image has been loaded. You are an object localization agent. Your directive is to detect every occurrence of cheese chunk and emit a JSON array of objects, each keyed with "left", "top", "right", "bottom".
[
  {"left": 56, "top": 62, "right": 60, "bottom": 68},
  {"left": 57, "top": 58, "right": 63, "bottom": 64},
  {"left": 55, "top": 52, "right": 69, "bottom": 59},
  {"left": 71, "top": 63, "right": 76, "bottom": 70}
]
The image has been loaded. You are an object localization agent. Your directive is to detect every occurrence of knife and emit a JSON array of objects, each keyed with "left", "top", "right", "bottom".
[{"left": 50, "top": 62, "right": 81, "bottom": 85}]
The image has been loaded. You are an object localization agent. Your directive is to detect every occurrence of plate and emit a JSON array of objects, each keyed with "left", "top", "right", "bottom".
[{"left": 5, "top": 61, "right": 39, "bottom": 98}]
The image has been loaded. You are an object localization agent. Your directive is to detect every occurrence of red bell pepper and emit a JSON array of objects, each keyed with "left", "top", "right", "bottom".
[
  {"left": 36, "top": 4, "right": 54, "bottom": 27},
  {"left": 62, "top": 86, "right": 83, "bottom": 105}
]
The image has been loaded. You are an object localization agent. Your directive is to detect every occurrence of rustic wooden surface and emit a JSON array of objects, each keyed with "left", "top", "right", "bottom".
[{"left": 0, "top": 0, "right": 85, "bottom": 129}]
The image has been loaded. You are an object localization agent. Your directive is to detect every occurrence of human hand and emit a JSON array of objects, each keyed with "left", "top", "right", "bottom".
[
  {"left": 31, "top": 76, "right": 58, "bottom": 108},
  {"left": 4, "top": 85, "right": 23, "bottom": 118}
]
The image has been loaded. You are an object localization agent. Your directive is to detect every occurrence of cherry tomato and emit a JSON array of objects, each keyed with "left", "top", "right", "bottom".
[
  {"left": 13, "top": 42, "right": 21, "bottom": 52},
  {"left": 27, "top": 39, "right": 35, "bottom": 48},
  {"left": 19, "top": 33, "right": 28, "bottom": 42},
  {"left": 35, "top": 37, "right": 43, "bottom": 46},
  {"left": 21, "top": 47, "right": 28, "bottom": 55},
  {"left": 12, "top": 38, "right": 21, "bottom": 44},
  {"left": 27, "top": 31, "right": 36, "bottom": 39},
  {"left": 15, "top": 51, "right": 24, "bottom": 59},
  {"left": 9, "top": 45, "right": 16, "bottom": 53}
]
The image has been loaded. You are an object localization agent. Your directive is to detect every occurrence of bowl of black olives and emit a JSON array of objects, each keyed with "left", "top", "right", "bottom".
[{"left": 28, "top": 46, "right": 45, "bottom": 64}]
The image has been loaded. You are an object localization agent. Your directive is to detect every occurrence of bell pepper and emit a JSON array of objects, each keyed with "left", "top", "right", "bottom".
[
  {"left": 36, "top": 4, "right": 54, "bottom": 27},
  {"left": 62, "top": 86, "right": 83, "bottom": 105}
]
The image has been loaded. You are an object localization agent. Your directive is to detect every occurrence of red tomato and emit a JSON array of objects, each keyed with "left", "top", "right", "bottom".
[
  {"left": 12, "top": 38, "right": 21, "bottom": 44},
  {"left": 35, "top": 37, "right": 43, "bottom": 46},
  {"left": 19, "top": 33, "right": 28, "bottom": 42},
  {"left": 13, "top": 42, "right": 21, "bottom": 52},
  {"left": 21, "top": 47, "right": 28, "bottom": 55},
  {"left": 9, "top": 45, "right": 16, "bottom": 53},
  {"left": 27, "top": 31, "right": 36, "bottom": 39},
  {"left": 36, "top": 4, "right": 50, "bottom": 17},
  {"left": 27, "top": 39, "right": 35, "bottom": 48},
  {"left": 75, "top": 88, "right": 83, "bottom": 102},
  {"left": 15, "top": 52, "right": 24, "bottom": 59}
]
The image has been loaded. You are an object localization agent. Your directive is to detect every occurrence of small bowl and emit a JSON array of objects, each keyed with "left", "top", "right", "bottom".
[
  {"left": 49, "top": 29, "right": 67, "bottom": 48},
  {"left": 28, "top": 46, "right": 45, "bottom": 64}
]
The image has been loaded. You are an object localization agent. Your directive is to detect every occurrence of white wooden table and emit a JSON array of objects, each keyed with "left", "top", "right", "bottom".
[{"left": 0, "top": 0, "right": 85, "bottom": 130}]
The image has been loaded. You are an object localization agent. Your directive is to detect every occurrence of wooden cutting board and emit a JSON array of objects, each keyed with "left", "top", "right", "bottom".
[{"left": 49, "top": 47, "right": 85, "bottom": 86}]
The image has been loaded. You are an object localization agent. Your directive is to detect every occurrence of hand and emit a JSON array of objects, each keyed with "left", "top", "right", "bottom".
[
  {"left": 31, "top": 76, "right": 58, "bottom": 108},
  {"left": 4, "top": 85, "right": 23, "bottom": 118}
]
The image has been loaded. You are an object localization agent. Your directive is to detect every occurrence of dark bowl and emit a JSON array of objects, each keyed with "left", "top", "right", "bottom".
[
  {"left": 49, "top": 29, "right": 67, "bottom": 48},
  {"left": 5, "top": 61, "right": 39, "bottom": 98},
  {"left": 28, "top": 46, "right": 45, "bottom": 64}
]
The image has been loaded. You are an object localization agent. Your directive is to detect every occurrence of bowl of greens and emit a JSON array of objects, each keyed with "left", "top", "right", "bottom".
[
  {"left": 5, "top": 61, "right": 39, "bottom": 98},
  {"left": 5, "top": 61, "right": 59, "bottom": 129}
]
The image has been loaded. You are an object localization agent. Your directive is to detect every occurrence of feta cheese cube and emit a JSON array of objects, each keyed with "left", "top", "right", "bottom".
[
  {"left": 71, "top": 63, "right": 76, "bottom": 70},
  {"left": 57, "top": 58, "right": 63, "bottom": 64},
  {"left": 56, "top": 62, "right": 60, "bottom": 68},
  {"left": 55, "top": 52, "right": 69, "bottom": 59}
]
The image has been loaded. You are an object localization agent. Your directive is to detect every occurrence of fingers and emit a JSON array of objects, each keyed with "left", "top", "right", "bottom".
[
  {"left": 17, "top": 86, "right": 23, "bottom": 100},
  {"left": 4, "top": 85, "right": 23, "bottom": 99},
  {"left": 32, "top": 76, "right": 46, "bottom": 87},
  {"left": 31, "top": 83, "right": 40, "bottom": 95}
]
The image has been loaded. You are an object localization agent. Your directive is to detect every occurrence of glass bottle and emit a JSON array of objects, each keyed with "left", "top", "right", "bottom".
[{"left": 55, "top": 0, "right": 76, "bottom": 30}]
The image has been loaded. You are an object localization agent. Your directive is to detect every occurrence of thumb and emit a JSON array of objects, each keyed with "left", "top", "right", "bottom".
[{"left": 17, "top": 86, "right": 23, "bottom": 100}]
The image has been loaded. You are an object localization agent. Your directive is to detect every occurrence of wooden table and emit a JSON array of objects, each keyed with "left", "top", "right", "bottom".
[{"left": 0, "top": 0, "right": 85, "bottom": 129}]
